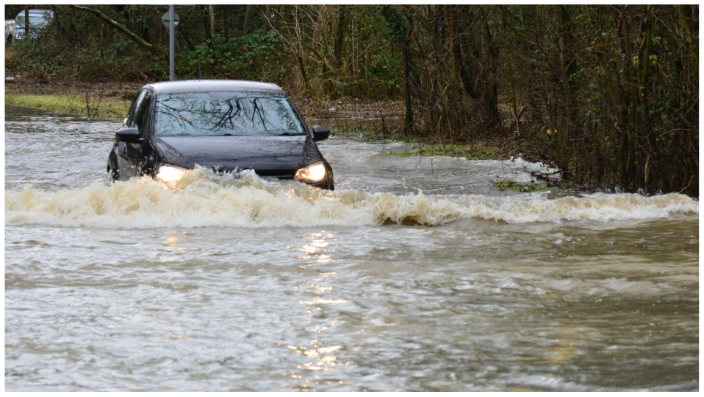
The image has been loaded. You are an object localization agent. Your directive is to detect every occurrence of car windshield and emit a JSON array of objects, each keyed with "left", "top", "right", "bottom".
[{"left": 155, "top": 92, "right": 305, "bottom": 136}]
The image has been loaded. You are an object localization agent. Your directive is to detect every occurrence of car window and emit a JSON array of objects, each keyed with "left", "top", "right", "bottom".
[
  {"left": 126, "top": 90, "right": 147, "bottom": 128},
  {"left": 16, "top": 12, "right": 51, "bottom": 27},
  {"left": 134, "top": 91, "right": 152, "bottom": 136},
  {"left": 154, "top": 92, "right": 305, "bottom": 136}
]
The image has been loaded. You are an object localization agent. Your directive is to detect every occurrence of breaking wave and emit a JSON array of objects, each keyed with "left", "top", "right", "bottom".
[{"left": 5, "top": 168, "right": 698, "bottom": 228}]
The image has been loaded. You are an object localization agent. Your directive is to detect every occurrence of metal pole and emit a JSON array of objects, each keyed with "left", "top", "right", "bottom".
[{"left": 169, "top": 5, "right": 175, "bottom": 81}]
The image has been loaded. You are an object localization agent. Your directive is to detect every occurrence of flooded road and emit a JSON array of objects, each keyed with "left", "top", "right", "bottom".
[{"left": 5, "top": 105, "right": 699, "bottom": 391}]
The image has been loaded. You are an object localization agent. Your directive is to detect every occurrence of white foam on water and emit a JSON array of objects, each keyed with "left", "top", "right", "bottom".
[
  {"left": 542, "top": 278, "right": 661, "bottom": 296},
  {"left": 5, "top": 168, "right": 698, "bottom": 229}
]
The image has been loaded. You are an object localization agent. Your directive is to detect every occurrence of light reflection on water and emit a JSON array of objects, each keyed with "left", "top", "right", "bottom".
[
  {"left": 290, "top": 232, "right": 352, "bottom": 382},
  {"left": 4, "top": 105, "right": 699, "bottom": 392}
]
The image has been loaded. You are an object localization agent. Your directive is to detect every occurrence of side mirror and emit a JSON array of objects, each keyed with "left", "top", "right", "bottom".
[
  {"left": 115, "top": 128, "right": 141, "bottom": 143},
  {"left": 312, "top": 125, "right": 330, "bottom": 142}
]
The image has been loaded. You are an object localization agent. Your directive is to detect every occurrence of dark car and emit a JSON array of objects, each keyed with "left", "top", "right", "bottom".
[{"left": 107, "top": 80, "right": 334, "bottom": 190}]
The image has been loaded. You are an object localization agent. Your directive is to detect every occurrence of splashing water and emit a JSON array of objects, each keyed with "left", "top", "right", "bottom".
[{"left": 5, "top": 168, "right": 698, "bottom": 228}]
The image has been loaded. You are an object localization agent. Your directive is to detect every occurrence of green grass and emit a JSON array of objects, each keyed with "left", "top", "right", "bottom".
[
  {"left": 494, "top": 180, "right": 551, "bottom": 192},
  {"left": 5, "top": 94, "right": 131, "bottom": 122},
  {"left": 386, "top": 143, "right": 505, "bottom": 160}
]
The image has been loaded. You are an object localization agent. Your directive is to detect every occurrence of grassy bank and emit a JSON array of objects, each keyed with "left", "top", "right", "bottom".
[{"left": 5, "top": 93, "right": 131, "bottom": 122}]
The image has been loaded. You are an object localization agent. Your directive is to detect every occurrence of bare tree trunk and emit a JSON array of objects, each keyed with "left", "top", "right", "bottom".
[
  {"left": 322, "top": 62, "right": 333, "bottom": 96},
  {"left": 639, "top": 6, "right": 655, "bottom": 189},
  {"left": 262, "top": 5, "right": 270, "bottom": 34},
  {"left": 243, "top": 5, "right": 253, "bottom": 35},
  {"left": 560, "top": 5, "right": 579, "bottom": 141},
  {"left": 222, "top": 5, "right": 228, "bottom": 41},
  {"left": 680, "top": 5, "right": 698, "bottom": 71},
  {"left": 402, "top": 9, "right": 414, "bottom": 134},
  {"left": 297, "top": 55, "right": 309, "bottom": 90},
  {"left": 334, "top": 5, "right": 347, "bottom": 70},
  {"left": 483, "top": 16, "right": 500, "bottom": 127},
  {"left": 613, "top": 5, "right": 635, "bottom": 190},
  {"left": 201, "top": 5, "right": 213, "bottom": 48},
  {"left": 209, "top": 5, "right": 215, "bottom": 41},
  {"left": 444, "top": 5, "right": 477, "bottom": 99}
]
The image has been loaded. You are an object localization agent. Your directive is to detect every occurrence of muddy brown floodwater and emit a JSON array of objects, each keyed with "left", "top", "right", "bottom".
[{"left": 5, "top": 105, "right": 699, "bottom": 391}]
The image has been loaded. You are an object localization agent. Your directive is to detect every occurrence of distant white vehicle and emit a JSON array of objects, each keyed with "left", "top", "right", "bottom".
[
  {"left": 15, "top": 9, "right": 53, "bottom": 40},
  {"left": 5, "top": 19, "right": 16, "bottom": 44}
]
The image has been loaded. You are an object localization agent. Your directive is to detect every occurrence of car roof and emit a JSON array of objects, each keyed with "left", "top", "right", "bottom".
[{"left": 147, "top": 80, "right": 285, "bottom": 95}]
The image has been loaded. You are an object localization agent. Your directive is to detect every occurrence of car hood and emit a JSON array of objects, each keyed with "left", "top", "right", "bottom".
[{"left": 151, "top": 134, "right": 321, "bottom": 176}]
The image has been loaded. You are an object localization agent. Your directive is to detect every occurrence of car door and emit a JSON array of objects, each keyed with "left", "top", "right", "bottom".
[{"left": 115, "top": 90, "right": 148, "bottom": 179}]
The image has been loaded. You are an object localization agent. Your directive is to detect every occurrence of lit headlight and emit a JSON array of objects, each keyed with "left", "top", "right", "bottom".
[
  {"left": 156, "top": 164, "right": 189, "bottom": 183},
  {"left": 295, "top": 163, "right": 327, "bottom": 183}
]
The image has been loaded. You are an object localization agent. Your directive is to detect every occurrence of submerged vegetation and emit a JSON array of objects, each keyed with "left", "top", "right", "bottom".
[
  {"left": 5, "top": 5, "right": 698, "bottom": 196},
  {"left": 493, "top": 180, "right": 551, "bottom": 193},
  {"left": 387, "top": 143, "right": 506, "bottom": 161}
]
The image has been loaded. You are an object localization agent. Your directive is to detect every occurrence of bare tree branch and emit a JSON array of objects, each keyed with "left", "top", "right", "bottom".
[{"left": 70, "top": 5, "right": 158, "bottom": 54}]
